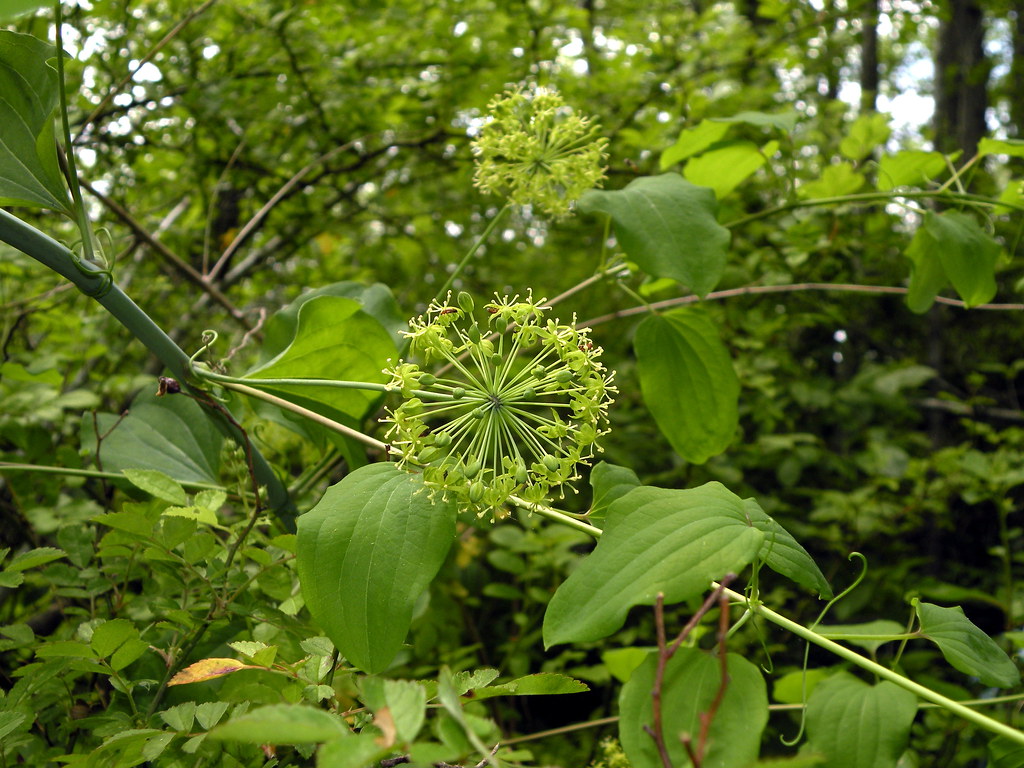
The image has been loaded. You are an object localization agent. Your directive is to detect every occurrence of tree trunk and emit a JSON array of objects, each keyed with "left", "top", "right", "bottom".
[
  {"left": 933, "top": 0, "right": 990, "bottom": 157},
  {"left": 860, "top": 0, "right": 879, "bottom": 112},
  {"left": 1010, "top": 0, "right": 1024, "bottom": 135}
]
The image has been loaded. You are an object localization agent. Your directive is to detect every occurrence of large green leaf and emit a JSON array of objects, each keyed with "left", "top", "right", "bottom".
[
  {"left": 296, "top": 463, "right": 457, "bottom": 673},
  {"left": 0, "top": 31, "right": 71, "bottom": 213},
  {"left": 0, "top": 1, "right": 49, "bottom": 22},
  {"left": 634, "top": 307, "right": 739, "bottom": 464},
  {"left": 904, "top": 223, "right": 948, "bottom": 314},
  {"left": 684, "top": 140, "right": 778, "bottom": 199},
  {"left": 877, "top": 150, "right": 946, "bottom": 191},
  {"left": 209, "top": 704, "right": 348, "bottom": 744},
  {"left": 915, "top": 600, "right": 1020, "bottom": 687},
  {"left": 743, "top": 498, "right": 832, "bottom": 598},
  {"left": 578, "top": 173, "right": 730, "bottom": 297},
  {"left": 246, "top": 295, "right": 397, "bottom": 421},
  {"left": 543, "top": 482, "right": 764, "bottom": 647},
  {"left": 904, "top": 211, "right": 1000, "bottom": 312},
  {"left": 659, "top": 120, "right": 730, "bottom": 169},
  {"left": 805, "top": 673, "right": 917, "bottom": 768},
  {"left": 83, "top": 389, "right": 223, "bottom": 485},
  {"left": 262, "top": 281, "right": 407, "bottom": 358},
  {"left": 619, "top": 648, "right": 768, "bottom": 768}
]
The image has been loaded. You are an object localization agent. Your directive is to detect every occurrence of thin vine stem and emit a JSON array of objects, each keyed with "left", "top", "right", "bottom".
[
  {"left": 528, "top": 510, "right": 1024, "bottom": 747},
  {"left": 205, "top": 378, "right": 388, "bottom": 452},
  {"left": 435, "top": 203, "right": 512, "bottom": 301},
  {"left": 580, "top": 282, "right": 1024, "bottom": 328},
  {"left": 53, "top": 2, "right": 94, "bottom": 261},
  {"left": 723, "top": 189, "right": 1024, "bottom": 230}
]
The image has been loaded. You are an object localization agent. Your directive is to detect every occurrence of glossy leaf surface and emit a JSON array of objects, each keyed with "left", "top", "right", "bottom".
[
  {"left": 543, "top": 482, "right": 763, "bottom": 646},
  {"left": 578, "top": 173, "right": 730, "bottom": 297},
  {"left": 635, "top": 307, "right": 739, "bottom": 464},
  {"left": 297, "top": 464, "right": 457, "bottom": 673}
]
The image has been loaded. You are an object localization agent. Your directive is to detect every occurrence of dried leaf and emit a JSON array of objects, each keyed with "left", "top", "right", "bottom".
[{"left": 168, "top": 658, "right": 255, "bottom": 686}]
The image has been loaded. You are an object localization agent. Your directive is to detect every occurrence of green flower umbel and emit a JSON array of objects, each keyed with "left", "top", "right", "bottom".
[
  {"left": 382, "top": 292, "right": 615, "bottom": 518},
  {"left": 472, "top": 86, "right": 608, "bottom": 218}
]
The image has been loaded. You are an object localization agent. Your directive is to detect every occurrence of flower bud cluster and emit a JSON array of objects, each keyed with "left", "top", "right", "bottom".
[
  {"left": 382, "top": 291, "right": 615, "bottom": 518},
  {"left": 472, "top": 85, "right": 608, "bottom": 218}
]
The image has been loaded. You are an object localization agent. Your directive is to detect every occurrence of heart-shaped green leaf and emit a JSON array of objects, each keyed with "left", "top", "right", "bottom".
[
  {"left": 246, "top": 295, "right": 397, "bottom": 421},
  {"left": 0, "top": 31, "right": 71, "bottom": 213},
  {"left": 805, "top": 673, "right": 917, "bottom": 768},
  {"left": 543, "top": 482, "right": 763, "bottom": 647},
  {"left": 297, "top": 464, "right": 457, "bottom": 673},
  {"left": 634, "top": 307, "right": 739, "bottom": 464},
  {"left": 915, "top": 600, "right": 1020, "bottom": 688},
  {"left": 619, "top": 648, "right": 768, "bottom": 768},
  {"left": 578, "top": 174, "right": 729, "bottom": 297}
]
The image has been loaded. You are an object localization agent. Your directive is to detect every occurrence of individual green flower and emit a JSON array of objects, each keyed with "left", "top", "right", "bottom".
[
  {"left": 471, "top": 85, "right": 608, "bottom": 218},
  {"left": 382, "top": 291, "right": 615, "bottom": 518}
]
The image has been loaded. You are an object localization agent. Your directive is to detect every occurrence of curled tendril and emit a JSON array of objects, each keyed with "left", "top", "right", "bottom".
[
  {"left": 382, "top": 291, "right": 616, "bottom": 519},
  {"left": 781, "top": 552, "right": 869, "bottom": 747}
]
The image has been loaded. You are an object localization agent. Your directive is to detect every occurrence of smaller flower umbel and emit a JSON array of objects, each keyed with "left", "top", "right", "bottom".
[
  {"left": 382, "top": 292, "right": 615, "bottom": 518},
  {"left": 472, "top": 85, "right": 608, "bottom": 218}
]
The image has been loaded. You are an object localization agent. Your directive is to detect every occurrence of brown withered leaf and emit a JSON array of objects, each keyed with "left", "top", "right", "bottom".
[{"left": 168, "top": 658, "right": 256, "bottom": 686}]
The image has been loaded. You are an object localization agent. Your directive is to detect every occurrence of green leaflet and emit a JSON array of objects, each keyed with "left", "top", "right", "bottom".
[
  {"left": 296, "top": 464, "right": 457, "bottom": 673},
  {"left": 578, "top": 173, "right": 730, "bottom": 297},
  {"left": 915, "top": 600, "right": 1020, "bottom": 688},
  {"left": 0, "top": 31, "right": 71, "bottom": 213},
  {"left": 797, "top": 162, "right": 864, "bottom": 198},
  {"left": 877, "top": 150, "right": 946, "bottom": 190},
  {"left": 634, "top": 307, "right": 739, "bottom": 464},
  {"left": 246, "top": 295, "right": 397, "bottom": 421},
  {"left": 905, "top": 211, "right": 1000, "bottom": 312},
  {"left": 83, "top": 389, "right": 224, "bottom": 485},
  {"left": 839, "top": 113, "right": 891, "bottom": 161},
  {"left": 209, "top": 704, "right": 348, "bottom": 744},
  {"left": 543, "top": 482, "right": 764, "bottom": 647},
  {"left": 659, "top": 120, "right": 730, "bottom": 169},
  {"left": 619, "top": 648, "right": 768, "bottom": 768},
  {"left": 684, "top": 139, "right": 778, "bottom": 199},
  {"left": 805, "top": 673, "right": 917, "bottom": 768},
  {"left": 359, "top": 678, "right": 427, "bottom": 742}
]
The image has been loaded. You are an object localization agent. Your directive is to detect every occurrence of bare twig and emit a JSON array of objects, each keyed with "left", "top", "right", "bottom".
[
  {"left": 645, "top": 575, "right": 736, "bottom": 768},
  {"left": 79, "top": 178, "right": 251, "bottom": 328},
  {"left": 581, "top": 282, "right": 1024, "bottom": 328},
  {"left": 207, "top": 139, "right": 362, "bottom": 281},
  {"left": 75, "top": 0, "right": 220, "bottom": 141}
]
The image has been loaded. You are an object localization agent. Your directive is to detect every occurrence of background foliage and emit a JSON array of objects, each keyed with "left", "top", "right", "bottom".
[{"left": 4, "top": 0, "right": 1024, "bottom": 766}]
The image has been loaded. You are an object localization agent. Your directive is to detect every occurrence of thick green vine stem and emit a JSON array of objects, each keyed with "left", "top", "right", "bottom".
[
  {"left": 382, "top": 291, "right": 615, "bottom": 518},
  {"left": 0, "top": 209, "right": 295, "bottom": 525}
]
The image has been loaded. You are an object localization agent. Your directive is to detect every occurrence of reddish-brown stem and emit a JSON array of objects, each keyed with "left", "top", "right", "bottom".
[{"left": 644, "top": 576, "right": 736, "bottom": 768}]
